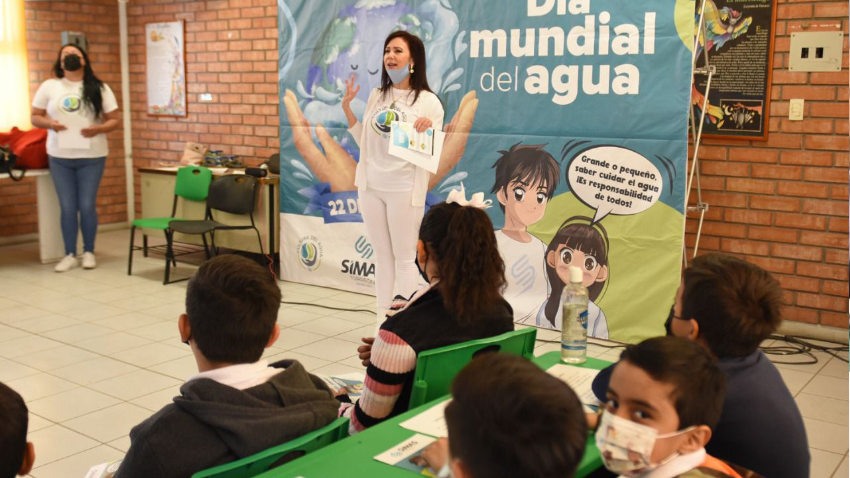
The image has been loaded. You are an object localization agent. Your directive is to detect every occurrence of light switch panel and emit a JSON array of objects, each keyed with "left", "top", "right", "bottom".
[{"left": 789, "top": 99, "right": 804, "bottom": 121}]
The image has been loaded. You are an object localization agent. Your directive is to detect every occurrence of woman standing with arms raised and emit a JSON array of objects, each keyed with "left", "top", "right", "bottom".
[
  {"left": 31, "top": 44, "right": 119, "bottom": 272},
  {"left": 341, "top": 31, "right": 445, "bottom": 326}
]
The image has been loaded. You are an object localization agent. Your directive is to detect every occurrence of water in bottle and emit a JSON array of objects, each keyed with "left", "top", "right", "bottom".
[{"left": 561, "top": 266, "right": 588, "bottom": 364}]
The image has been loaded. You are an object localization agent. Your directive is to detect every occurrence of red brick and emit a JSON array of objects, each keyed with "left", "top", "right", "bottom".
[
  {"left": 776, "top": 182, "right": 828, "bottom": 200},
  {"left": 701, "top": 221, "right": 747, "bottom": 238},
  {"left": 803, "top": 167, "right": 847, "bottom": 184},
  {"left": 779, "top": 151, "right": 833, "bottom": 166},
  {"left": 726, "top": 178, "right": 775, "bottom": 194},
  {"left": 811, "top": 72, "right": 850, "bottom": 85},
  {"left": 805, "top": 135, "right": 849, "bottom": 151},
  {"left": 748, "top": 256, "right": 797, "bottom": 275},
  {"left": 820, "top": 312, "right": 849, "bottom": 328},
  {"left": 771, "top": 71, "right": 809, "bottom": 84},
  {"left": 720, "top": 239, "right": 770, "bottom": 256},
  {"left": 779, "top": 119, "right": 834, "bottom": 134},
  {"left": 774, "top": 213, "right": 827, "bottom": 230},
  {"left": 825, "top": 249, "right": 849, "bottom": 264},
  {"left": 801, "top": 199, "right": 848, "bottom": 217},
  {"left": 723, "top": 209, "right": 772, "bottom": 225},
  {"left": 748, "top": 226, "right": 797, "bottom": 243},
  {"left": 809, "top": 103, "right": 848, "bottom": 118},
  {"left": 800, "top": 231, "right": 849, "bottom": 249},
  {"left": 772, "top": 243, "right": 823, "bottom": 261},
  {"left": 781, "top": 86, "right": 836, "bottom": 101},
  {"left": 727, "top": 148, "right": 778, "bottom": 163},
  {"left": 752, "top": 164, "right": 803, "bottom": 180},
  {"left": 829, "top": 217, "right": 849, "bottom": 233},
  {"left": 813, "top": 2, "right": 849, "bottom": 17},
  {"left": 783, "top": 306, "right": 819, "bottom": 324},
  {"left": 797, "top": 293, "right": 848, "bottom": 312},
  {"left": 764, "top": 133, "right": 803, "bottom": 149},
  {"left": 835, "top": 152, "right": 848, "bottom": 168},
  {"left": 776, "top": 274, "right": 821, "bottom": 293}
]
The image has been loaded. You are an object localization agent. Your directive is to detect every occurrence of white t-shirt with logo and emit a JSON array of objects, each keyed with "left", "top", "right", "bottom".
[
  {"left": 357, "top": 87, "right": 444, "bottom": 192},
  {"left": 496, "top": 230, "right": 549, "bottom": 323},
  {"left": 32, "top": 78, "right": 118, "bottom": 159}
]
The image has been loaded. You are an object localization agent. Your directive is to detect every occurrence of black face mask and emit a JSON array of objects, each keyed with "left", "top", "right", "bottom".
[
  {"left": 63, "top": 54, "right": 82, "bottom": 72},
  {"left": 414, "top": 255, "right": 429, "bottom": 284},
  {"left": 664, "top": 305, "right": 674, "bottom": 336}
]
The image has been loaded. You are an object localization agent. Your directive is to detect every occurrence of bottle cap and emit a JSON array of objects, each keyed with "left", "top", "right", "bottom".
[{"left": 569, "top": 266, "right": 583, "bottom": 284}]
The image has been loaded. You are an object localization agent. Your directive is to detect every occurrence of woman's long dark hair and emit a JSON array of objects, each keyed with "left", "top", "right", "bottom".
[
  {"left": 380, "top": 31, "right": 435, "bottom": 105},
  {"left": 53, "top": 44, "right": 105, "bottom": 118},
  {"left": 419, "top": 202, "right": 507, "bottom": 323},
  {"left": 542, "top": 217, "right": 610, "bottom": 325}
]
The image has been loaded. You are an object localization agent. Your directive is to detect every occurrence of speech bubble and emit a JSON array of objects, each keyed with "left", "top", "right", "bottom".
[{"left": 567, "top": 146, "right": 663, "bottom": 224}]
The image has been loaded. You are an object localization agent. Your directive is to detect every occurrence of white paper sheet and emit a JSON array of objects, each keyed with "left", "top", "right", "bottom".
[
  {"left": 399, "top": 399, "right": 450, "bottom": 437},
  {"left": 546, "top": 363, "right": 603, "bottom": 407},
  {"left": 388, "top": 121, "right": 445, "bottom": 173},
  {"left": 57, "top": 113, "right": 92, "bottom": 150}
]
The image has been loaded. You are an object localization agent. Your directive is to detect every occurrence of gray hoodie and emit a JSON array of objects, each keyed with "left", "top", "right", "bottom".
[{"left": 114, "top": 360, "right": 340, "bottom": 478}]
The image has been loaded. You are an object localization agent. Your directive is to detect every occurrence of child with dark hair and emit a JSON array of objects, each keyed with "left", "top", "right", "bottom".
[
  {"left": 537, "top": 217, "right": 609, "bottom": 337},
  {"left": 0, "top": 383, "right": 35, "bottom": 478},
  {"left": 490, "top": 142, "right": 560, "bottom": 323},
  {"left": 592, "top": 253, "right": 808, "bottom": 478},
  {"left": 417, "top": 353, "right": 587, "bottom": 478},
  {"left": 591, "top": 336, "right": 764, "bottom": 478},
  {"left": 114, "top": 255, "right": 341, "bottom": 478},
  {"left": 345, "top": 197, "right": 514, "bottom": 433}
]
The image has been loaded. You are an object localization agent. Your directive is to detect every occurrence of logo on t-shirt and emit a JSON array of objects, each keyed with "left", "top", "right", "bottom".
[
  {"left": 370, "top": 105, "right": 407, "bottom": 138},
  {"left": 59, "top": 94, "right": 83, "bottom": 114}
]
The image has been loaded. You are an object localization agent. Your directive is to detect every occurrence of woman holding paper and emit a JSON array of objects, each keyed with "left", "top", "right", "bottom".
[
  {"left": 341, "top": 31, "right": 445, "bottom": 325},
  {"left": 31, "top": 44, "right": 119, "bottom": 272}
]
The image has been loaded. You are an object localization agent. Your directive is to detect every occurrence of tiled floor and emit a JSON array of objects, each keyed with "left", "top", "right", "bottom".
[{"left": 0, "top": 229, "right": 847, "bottom": 478}]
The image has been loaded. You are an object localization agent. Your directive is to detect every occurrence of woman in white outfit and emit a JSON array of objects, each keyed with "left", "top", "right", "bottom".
[{"left": 341, "top": 31, "right": 445, "bottom": 325}]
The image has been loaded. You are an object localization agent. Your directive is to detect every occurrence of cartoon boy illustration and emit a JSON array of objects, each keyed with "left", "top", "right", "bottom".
[
  {"left": 537, "top": 216, "right": 609, "bottom": 338},
  {"left": 490, "top": 143, "right": 560, "bottom": 323}
]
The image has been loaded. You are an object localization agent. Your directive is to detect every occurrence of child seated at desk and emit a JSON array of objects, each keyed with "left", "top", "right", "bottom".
[
  {"left": 416, "top": 352, "right": 588, "bottom": 478},
  {"left": 344, "top": 199, "right": 514, "bottom": 434},
  {"left": 589, "top": 336, "right": 764, "bottom": 478},
  {"left": 0, "top": 382, "right": 36, "bottom": 478}
]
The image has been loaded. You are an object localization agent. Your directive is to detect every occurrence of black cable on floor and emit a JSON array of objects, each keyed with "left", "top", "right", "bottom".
[
  {"left": 762, "top": 334, "right": 849, "bottom": 365},
  {"left": 280, "top": 300, "right": 375, "bottom": 315}
]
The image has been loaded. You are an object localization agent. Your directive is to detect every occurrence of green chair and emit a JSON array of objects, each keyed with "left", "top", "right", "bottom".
[
  {"left": 191, "top": 417, "right": 350, "bottom": 478},
  {"left": 127, "top": 165, "right": 213, "bottom": 284},
  {"left": 408, "top": 327, "right": 537, "bottom": 409}
]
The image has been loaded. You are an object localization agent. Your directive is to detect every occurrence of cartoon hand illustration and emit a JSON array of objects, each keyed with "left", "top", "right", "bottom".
[
  {"left": 283, "top": 89, "right": 357, "bottom": 192},
  {"left": 429, "top": 90, "right": 479, "bottom": 190}
]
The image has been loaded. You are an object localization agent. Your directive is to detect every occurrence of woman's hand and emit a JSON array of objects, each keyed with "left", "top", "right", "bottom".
[
  {"left": 357, "top": 337, "right": 375, "bottom": 367},
  {"left": 80, "top": 126, "right": 102, "bottom": 137},
  {"left": 49, "top": 120, "right": 67, "bottom": 132},
  {"left": 413, "top": 117, "right": 432, "bottom": 133},
  {"left": 342, "top": 73, "right": 360, "bottom": 112}
]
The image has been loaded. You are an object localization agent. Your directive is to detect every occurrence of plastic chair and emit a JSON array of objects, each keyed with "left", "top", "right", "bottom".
[
  {"left": 169, "top": 174, "right": 264, "bottom": 269},
  {"left": 191, "top": 417, "right": 350, "bottom": 478},
  {"left": 408, "top": 327, "right": 537, "bottom": 409},
  {"left": 128, "top": 166, "right": 213, "bottom": 284}
]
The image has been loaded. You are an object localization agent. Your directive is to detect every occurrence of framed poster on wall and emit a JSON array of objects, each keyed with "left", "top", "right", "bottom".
[
  {"left": 692, "top": 0, "right": 777, "bottom": 140},
  {"left": 145, "top": 20, "right": 187, "bottom": 117}
]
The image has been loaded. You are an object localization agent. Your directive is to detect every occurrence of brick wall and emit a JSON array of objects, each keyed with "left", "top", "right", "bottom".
[
  {"left": 0, "top": 0, "right": 127, "bottom": 237},
  {"left": 685, "top": 1, "right": 849, "bottom": 328},
  {"left": 126, "top": 0, "right": 280, "bottom": 214}
]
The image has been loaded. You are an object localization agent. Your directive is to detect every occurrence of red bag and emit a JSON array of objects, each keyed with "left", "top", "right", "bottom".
[{"left": 0, "top": 127, "right": 48, "bottom": 170}]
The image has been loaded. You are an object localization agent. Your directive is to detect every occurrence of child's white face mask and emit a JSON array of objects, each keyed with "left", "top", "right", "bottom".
[{"left": 595, "top": 410, "right": 694, "bottom": 476}]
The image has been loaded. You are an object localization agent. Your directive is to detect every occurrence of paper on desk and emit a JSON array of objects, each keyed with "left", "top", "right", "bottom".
[
  {"left": 546, "top": 364, "right": 603, "bottom": 408},
  {"left": 399, "top": 399, "right": 450, "bottom": 437},
  {"left": 388, "top": 121, "right": 445, "bottom": 173},
  {"left": 374, "top": 433, "right": 438, "bottom": 475}
]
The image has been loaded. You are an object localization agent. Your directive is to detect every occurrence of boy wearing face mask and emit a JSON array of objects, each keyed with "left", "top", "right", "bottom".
[{"left": 591, "top": 336, "right": 764, "bottom": 478}]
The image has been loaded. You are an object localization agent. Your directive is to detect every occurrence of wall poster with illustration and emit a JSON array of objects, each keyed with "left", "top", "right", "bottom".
[
  {"left": 278, "top": 0, "right": 695, "bottom": 343},
  {"left": 692, "top": 0, "right": 777, "bottom": 140}
]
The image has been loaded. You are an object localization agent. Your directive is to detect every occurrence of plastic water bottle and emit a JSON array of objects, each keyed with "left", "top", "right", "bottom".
[{"left": 561, "top": 266, "right": 588, "bottom": 364}]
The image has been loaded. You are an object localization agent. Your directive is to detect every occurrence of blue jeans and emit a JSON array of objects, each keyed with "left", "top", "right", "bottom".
[{"left": 48, "top": 156, "right": 106, "bottom": 255}]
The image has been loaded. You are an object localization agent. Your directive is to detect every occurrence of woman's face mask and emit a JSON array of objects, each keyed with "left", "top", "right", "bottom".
[
  {"left": 63, "top": 54, "right": 82, "bottom": 72},
  {"left": 595, "top": 410, "right": 694, "bottom": 476}
]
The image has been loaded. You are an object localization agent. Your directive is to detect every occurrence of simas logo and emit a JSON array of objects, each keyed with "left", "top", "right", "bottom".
[
  {"left": 370, "top": 105, "right": 406, "bottom": 137},
  {"left": 59, "top": 94, "right": 83, "bottom": 114},
  {"left": 296, "top": 236, "right": 323, "bottom": 272},
  {"left": 354, "top": 236, "right": 373, "bottom": 259},
  {"left": 510, "top": 255, "right": 536, "bottom": 295},
  {"left": 342, "top": 236, "right": 375, "bottom": 280}
]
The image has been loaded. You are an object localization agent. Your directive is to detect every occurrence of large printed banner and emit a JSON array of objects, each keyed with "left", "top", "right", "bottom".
[{"left": 279, "top": 0, "right": 694, "bottom": 343}]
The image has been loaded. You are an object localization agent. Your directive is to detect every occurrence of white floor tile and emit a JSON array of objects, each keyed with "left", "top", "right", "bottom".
[
  {"left": 275, "top": 328, "right": 326, "bottom": 350},
  {"left": 14, "top": 345, "right": 100, "bottom": 372},
  {"left": 50, "top": 357, "right": 139, "bottom": 386},
  {"left": 148, "top": 355, "right": 198, "bottom": 380},
  {"left": 13, "top": 314, "right": 83, "bottom": 334},
  {"left": 801, "top": 375, "right": 849, "bottom": 401},
  {"left": 265, "top": 351, "right": 331, "bottom": 372},
  {"left": 534, "top": 341, "right": 561, "bottom": 356},
  {"left": 35, "top": 297, "right": 105, "bottom": 314},
  {"left": 330, "top": 309, "right": 378, "bottom": 325},
  {"left": 291, "top": 316, "right": 365, "bottom": 337},
  {"left": 796, "top": 393, "right": 850, "bottom": 425},
  {"left": 91, "top": 311, "right": 164, "bottom": 331},
  {"left": 27, "top": 387, "right": 121, "bottom": 423},
  {"left": 277, "top": 308, "right": 325, "bottom": 328},
  {"left": 26, "top": 425, "right": 99, "bottom": 467},
  {"left": 335, "top": 324, "right": 377, "bottom": 345},
  {"left": 810, "top": 448, "right": 844, "bottom": 478},
  {"left": 112, "top": 342, "right": 191, "bottom": 368},
  {"left": 0, "top": 323, "right": 33, "bottom": 343},
  {"left": 777, "top": 367, "right": 816, "bottom": 395},
  {"left": 0, "top": 336, "right": 64, "bottom": 359},
  {"left": 42, "top": 324, "right": 115, "bottom": 344},
  {"left": 63, "top": 402, "right": 152, "bottom": 442},
  {"left": 28, "top": 413, "right": 54, "bottom": 432},
  {"left": 832, "top": 455, "right": 848, "bottom": 478},
  {"left": 772, "top": 350, "right": 833, "bottom": 374},
  {"left": 337, "top": 354, "right": 368, "bottom": 370},
  {"left": 65, "top": 304, "right": 135, "bottom": 322},
  {"left": 107, "top": 435, "right": 131, "bottom": 453},
  {"left": 30, "top": 444, "right": 123, "bottom": 478},
  {"left": 89, "top": 369, "right": 182, "bottom": 401},
  {"left": 79, "top": 287, "right": 147, "bottom": 303},
  {"left": 804, "top": 417, "right": 850, "bottom": 454},
  {"left": 127, "top": 321, "right": 181, "bottom": 342},
  {"left": 105, "top": 295, "right": 175, "bottom": 313},
  {"left": 75, "top": 332, "right": 152, "bottom": 355},
  {"left": 0, "top": 305, "right": 54, "bottom": 324},
  {"left": 819, "top": 357, "right": 850, "bottom": 380},
  {"left": 0, "top": 359, "right": 41, "bottom": 382},
  {"left": 293, "top": 337, "right": 361, "bottom": 363},
  {"left": 138, "top": 302, "right": 186, "bottom": 320},
  {"left": 311, "top": 362, "right": 367, "bottom": 377},
  {"left": 130, "top": 386, "right": 181, "bottom": 412}
]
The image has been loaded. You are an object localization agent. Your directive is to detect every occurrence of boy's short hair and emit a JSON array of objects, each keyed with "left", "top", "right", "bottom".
[
  {"left": 620, "top": 337, "right": 726, "bottom": 431},
  {"left": 185, "top": 255, "right": 281, "bottom": 364},
  {"left": 490, "top": 142, "right": 560, "bottom": 212},
  {"left": 682, "top": 253, "right": 783, "bottom": 358},
  {"left": 0, "top": 382, "right": 28, "bottom": 478},
  {"left": 445, "top": 353, "right": 586, "bottom": 478}
]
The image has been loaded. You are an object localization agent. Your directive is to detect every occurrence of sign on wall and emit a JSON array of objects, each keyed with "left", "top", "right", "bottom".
[
  {"left": 278, "top": 0, "right": 695, "bottom": 343},
  {"left": 145, "top": 21, "right": 187, "bottom": 117}
]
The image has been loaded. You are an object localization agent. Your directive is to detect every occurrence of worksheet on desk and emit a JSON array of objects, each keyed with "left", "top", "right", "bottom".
[
  {"left": 399, "top": 399, "right": 450, "bottom": 437},
  {"left": 546, "top": 364, "right": 603, "bottom": 408}
]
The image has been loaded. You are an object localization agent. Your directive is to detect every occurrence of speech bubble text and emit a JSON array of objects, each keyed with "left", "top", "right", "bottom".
[{"left": 567, "top": 146, "right": 663, "bottom": 223}]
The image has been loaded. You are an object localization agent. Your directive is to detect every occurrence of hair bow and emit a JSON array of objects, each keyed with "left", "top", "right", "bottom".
[{"left": 446, "top": 183, "right": 493, "bottom": 209}]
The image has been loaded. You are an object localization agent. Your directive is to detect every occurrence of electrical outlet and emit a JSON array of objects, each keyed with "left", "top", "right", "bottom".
[
  {"left": 789, "top": 32, "right": 843, "bottom": 72},
  {"left": 789, "top": 99, "right": 804, "bottom": 121}
]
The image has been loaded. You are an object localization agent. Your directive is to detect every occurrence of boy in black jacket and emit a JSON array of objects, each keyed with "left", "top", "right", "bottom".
[{"left": 114, "top": 255, "right": 340, "bottom": 478}]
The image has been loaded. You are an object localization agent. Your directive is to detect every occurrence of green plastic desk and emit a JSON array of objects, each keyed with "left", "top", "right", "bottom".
[{"left": 255, "top": 352, "right": 610, "bottom": 478}]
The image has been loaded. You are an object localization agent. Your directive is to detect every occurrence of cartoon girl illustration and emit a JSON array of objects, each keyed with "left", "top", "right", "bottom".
[{"left": 536, "top": 216, "right": 610, "bottom": 339}]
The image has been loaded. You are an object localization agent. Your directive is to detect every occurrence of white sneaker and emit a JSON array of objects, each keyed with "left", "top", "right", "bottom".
[
  {"left": 82, "top": 252, "right": 97, "bottom": 269},
  {"left": 54, "top": 254, "right": 78, "bottom": 272}
]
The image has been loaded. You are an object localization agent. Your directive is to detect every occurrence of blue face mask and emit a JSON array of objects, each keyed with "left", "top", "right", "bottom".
[{"left": 387, "top": 62, "right": 411, "bottom": 85}]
